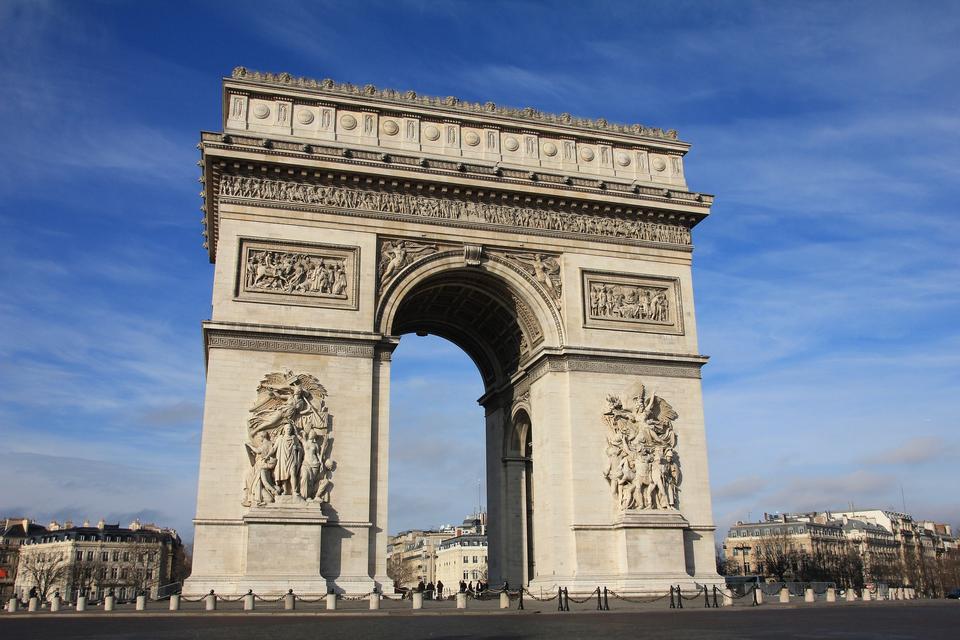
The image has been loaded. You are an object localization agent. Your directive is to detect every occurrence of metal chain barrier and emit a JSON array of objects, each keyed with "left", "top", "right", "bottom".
[
  {"left": 338, "top": 592, "right": 375, "bottom": 601},
  {"left": 679, "top": 586, "right": 703, "bottom": 601},
  {"left": 608, "top": 588, "right": 671, "bottom": 603},
  {"left": 521, "top": 588, "right": 560, "bottom": 602},
  {"left": 565, "top": 587, "right": 600, "bottom": 604}
]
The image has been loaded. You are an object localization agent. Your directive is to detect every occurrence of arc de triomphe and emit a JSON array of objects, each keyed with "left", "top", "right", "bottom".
[{"left": 184, "top": 67, "right": 721, "bottom": 596}]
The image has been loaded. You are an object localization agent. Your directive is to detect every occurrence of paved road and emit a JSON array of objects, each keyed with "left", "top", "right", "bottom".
[{"left": 2, "top": 600, "right": 958, "bottom": 639}]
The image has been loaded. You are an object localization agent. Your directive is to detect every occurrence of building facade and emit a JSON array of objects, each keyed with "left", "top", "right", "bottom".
[
  {"left": 1, "top": 518, "right": 48, "bottom": 600},
  {"left": 435, "top": 534, "right": 488, "bottom": 592},
  {"left": 722, "top": 509, "right": 957, "bottom": 594},
  {"left": 386, "top": 514, "right": 486, "bottom": 589},
  {"left": 13, "top": 519, "right": 185, "bottom": 601}
]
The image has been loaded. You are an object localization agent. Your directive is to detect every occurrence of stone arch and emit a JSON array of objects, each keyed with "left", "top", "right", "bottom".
[{"left": 377, "top": 251, "right": 563, "bottom": 391}]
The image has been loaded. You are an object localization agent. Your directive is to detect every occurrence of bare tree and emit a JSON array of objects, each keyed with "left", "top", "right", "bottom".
[
  {"left": 754, "top": 529, "right": 792, "bottom": 581},
  {"left": 70, "top": 558, "right": 103, "bottom": 598},
  {"left": 20, "top": 551, "right": 68, "bottom": 602},
  {"left": 387, "top": 553, "right": 413, "bottom": 589}
]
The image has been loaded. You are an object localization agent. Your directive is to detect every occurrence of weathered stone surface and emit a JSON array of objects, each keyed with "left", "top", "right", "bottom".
[{"left": 185, "top": 71, "right": 721, "bottom": 596}]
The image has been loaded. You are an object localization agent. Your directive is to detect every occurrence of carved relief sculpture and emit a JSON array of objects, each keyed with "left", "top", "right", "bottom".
[
  {"left": 378, "top": 239, "right": 439, "bottom": 291},
  {"left": 582, "top": 271, "right": 683, "bottom": 334},
  {"left": 602, "top": 382, "right": 681, "bottom": 511},
  {"left": 242, "top": 371, "right": 334, "bottom": 507},
  {"left": 501, "top": 252, "right": 562, "bottom": 305},
  {"left": 238, "top": 239, "right": 358, "bottom": 309}
]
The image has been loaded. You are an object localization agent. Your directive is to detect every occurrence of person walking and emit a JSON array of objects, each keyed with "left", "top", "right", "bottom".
[{"left": 436, "top": 580, "right": 444, "bottom": 600}]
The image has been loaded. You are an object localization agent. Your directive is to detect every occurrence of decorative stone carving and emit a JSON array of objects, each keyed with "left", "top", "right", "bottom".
[
  {"left": 497, "top": 252, "right": 562, "bottom": 306},
  {"left": 582, "top": 270, "right": 683, "bottom": 334},
  {"left": 378, "top": 239, "right": 439, "bottom": 291},
  {"left": 230, "top": 66, "right": 681, "bottom": 140},
  {"left": 242, "top": 371, "right": 335, "bottom": 507},
  {"left": 219, "top": 175, "right": 692, "bottom": 246},
  {"left": 602, "top": 381, "right": 681, "bottom": 511},
  {"left": 238, "top": 239, "right": 358, "bottom": 309},
  {"left": 382, "top": 120, "right": 399, "bottom": 136}
]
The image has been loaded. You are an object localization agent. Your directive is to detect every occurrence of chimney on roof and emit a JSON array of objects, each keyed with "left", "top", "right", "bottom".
[
  {"left": 83, "top": 520, "right": 90, "bottom": 527},
  {"left": 64, "top": 520, "right": 73, "bottom": 529},
  {"left": 22, "top": 518, "right": 30, "bottom": 533},
  {"left": 97, "top": 519, "right": 105, "bottom": 530},
  {"left": 129, "top": 519, "right": 141, "bottom": 531},
  {"left": 49, "top": 520, "right": 59, "bottom": 531}
]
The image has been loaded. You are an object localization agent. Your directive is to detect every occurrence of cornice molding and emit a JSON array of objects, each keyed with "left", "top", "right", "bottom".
[{"left": 229, "top": 66, "right": 682, "bottom": 142}]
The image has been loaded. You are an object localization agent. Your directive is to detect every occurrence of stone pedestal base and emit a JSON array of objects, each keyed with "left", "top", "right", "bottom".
[
  {"left": 184, "top": 504, "right": 377, "bottom": 597},
  {"left": 553, "top": 511, "right": 722, "bottom": 594}
]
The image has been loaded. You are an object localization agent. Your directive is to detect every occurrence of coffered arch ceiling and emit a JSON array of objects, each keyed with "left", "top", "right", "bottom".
[{"left": 389, "top": 269, "right": 545, "bottom": 391}]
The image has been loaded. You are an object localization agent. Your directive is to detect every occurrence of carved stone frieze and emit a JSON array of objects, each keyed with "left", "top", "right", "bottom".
[
  {"left": 243, "top": 372, "right": 335, "bottom": 508},
  {"left": 495, "top": 251, "right": 562, "bottom": 307},
  {"left": 218, "top": 175, "right": 692, "bottom": 247},
  {"left": 238, "top": 239, "right": 358, "bottom": 309},
  {"left": 205, "top": 329, "right": 376, "bottom": 359},
  {"left": 602, "top": 381, "right": 681, "bottom": 511},
  {"left": 582, "top": 270, "right": 683, "bottom": 335}
]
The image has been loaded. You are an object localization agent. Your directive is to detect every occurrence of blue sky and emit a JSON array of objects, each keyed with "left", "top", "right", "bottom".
[{"left": 1, "top": 1, "right": 958, "bottom": 541}]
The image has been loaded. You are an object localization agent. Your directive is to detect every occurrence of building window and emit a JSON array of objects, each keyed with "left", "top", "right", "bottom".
[
  {"left": 123, "top": 552, "right": 130, "bottom": 562},
  {"left": 111, "top": 567, "right": 118, "bottom": 579},
  {"left": 101, "top": 552, "right": 109, "bottom": 562},
  {"left": 146, "top": 570, "right": 153, "bottom": 580},
  {"left": 463, "top": 571, "right": 469, "bottom": 580},
  {"left": 113, "top": 551, "right": 119, "bottom": 562},
  {"left": 76, "top": 551, "right": 83, "bottom": 561},
  {"left": 87, "top": 551, "right": 93, "bottom": 561},
  {"left": 463, "top": 556, "right": 469, "bottom": 563}
]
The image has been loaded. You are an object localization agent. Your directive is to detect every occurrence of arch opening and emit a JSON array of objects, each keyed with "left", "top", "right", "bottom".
[
  {"left": 387, "top": 267, "right": 546, "bottom": 392},
  {"left": 384, "top": 264, "right": 545, "bottom": 587}
]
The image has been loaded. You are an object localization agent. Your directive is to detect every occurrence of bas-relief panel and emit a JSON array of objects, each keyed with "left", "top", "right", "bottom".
[
  {"left": 603, "top": 381, "right": 682, "bottom": 511},
  {"left": 242, "top": 371, "right": 335, "bottom": 508},
  {"left": 581, "top": 270, "right": 683, "bottom": 335},
  {"left": 237, "top": 238, "right": 359, "bottom": 310}
]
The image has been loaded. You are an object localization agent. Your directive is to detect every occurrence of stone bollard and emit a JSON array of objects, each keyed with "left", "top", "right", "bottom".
[
  {"left": 456, "top": 592, "right": 467, "bottom": 609},
  {"left": 779, "top": 587, "right": 789, "bottom": 604},
  {"left": 326, "top": 592, "right": 337, "bottom": 610},
  {"left": 29, "top": 597, "right": 39, "bottom": 612},
  {"left": 804, "top": 587, "right": 814, "bottom": 603},
  {"left": 8, "top": 597, "right": 18, "bottom": 613},
  {"left": 284, "top": 590, "right": 295, "bottom": 611},
  {"left": 500, "top": 591, "right": 510, "bottom": 609},
  {"left": 875, "top": 589, "right": 885, "bottom": 601},
  {"left": 826, "top": 587, "right": 836, "bottom": 603},
  {"left": 755, "top": 588, "right": 763, "bottom": 605},
  {"left": 136, "top": 595, "right": 146, "bottom": 611},
  {"left": 76, "top": 595, "right": 87, "bottom": 612},
  {"left": 863, "top": 589, "right": 872, "bottom": 601},
  {"left": 243, "top": 592, "right": 255, "bottom": 611},
  {"left": 412, "top": 591, "right": 423, "bottom": 609},
  {"left": 722, "top": 587, "right": 733, "bottom": 607},
  {"left": 169, "top": 594, "right": 180, "bottom": 611},
  {"left": 369, "top": 591, "right": 380, "bottom": 610},
  {"left": 205, "top": 591, "right": 217, "bottom": 611},
  {"left": 51, "top": 593, "right": 61, "bottom": 612},
  {"left": 104, "top": 594, "right": 115, "bottom": 611},
  {"left": 846, "top": 588, "right": 856, "bottom": 602}
]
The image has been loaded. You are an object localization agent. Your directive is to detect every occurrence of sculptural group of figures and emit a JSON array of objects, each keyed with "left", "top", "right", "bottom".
[
  {"left": 246, "top": 249, "right": 348, "bottom": 297},
  {"left": 242, "top": 372, "right": 335, "bottom": 507},
  {"left": 603, "top": 383, "right": 681, "bottom": 510},
  {"left": 590, "top": 283, "right": 669, "bottom": 322},
  {"left": 220, "top": 175, "right": 692, "bottom": 246}
]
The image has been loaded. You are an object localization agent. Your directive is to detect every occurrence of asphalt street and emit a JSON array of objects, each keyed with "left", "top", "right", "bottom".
[{"left": 2, "top": 600, "right": 958, "bottom": 640}]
